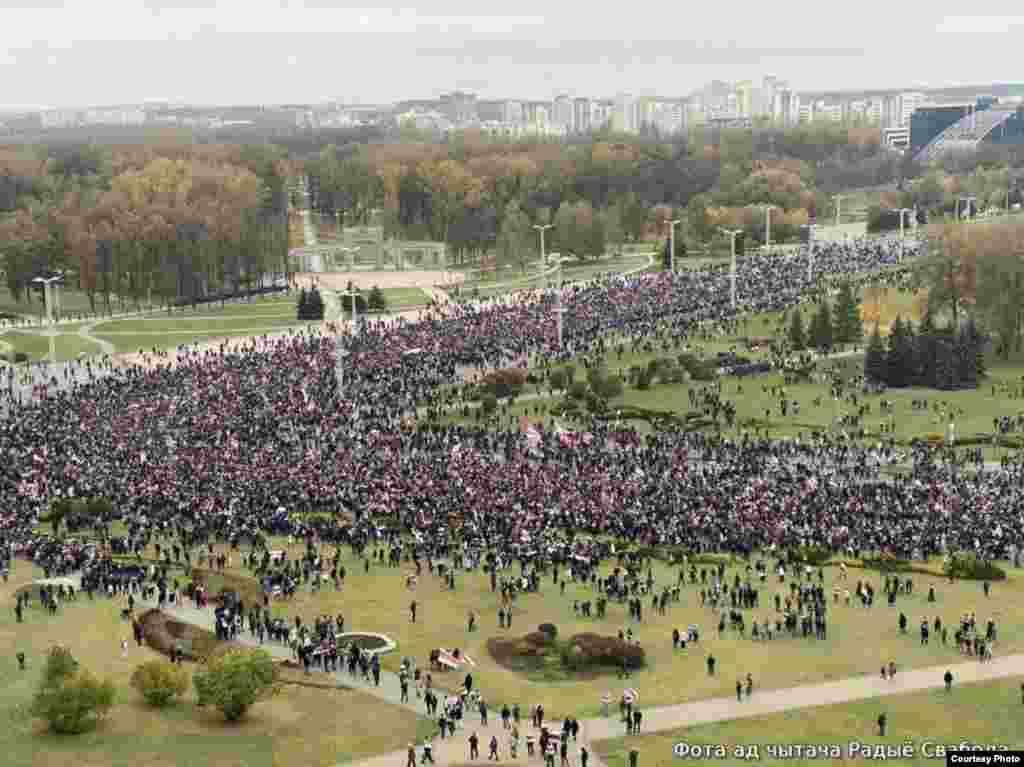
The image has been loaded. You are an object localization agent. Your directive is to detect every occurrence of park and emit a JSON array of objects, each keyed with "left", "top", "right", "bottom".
[{"left": 2, "top": 136, "right": 1024, "bottom": 767}]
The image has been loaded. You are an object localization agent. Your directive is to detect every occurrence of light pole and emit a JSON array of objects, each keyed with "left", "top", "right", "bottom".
[
  {"left": 719, "top": 228, "right": 742, "bottom": 311},
  {"left": 667, "top": 219, "right": 681, "bottom": 272},
  {"left": 895, "top": 208, "right": 913, "bottom": 262},
  {"left": 336, "top": 348, "right": 350, "bottom": 393},
  {"left": 548, "top": 256, "right": 566, "bottom": 349},
  {"left": 533, "top": 224, "right": 553, "bottom": 267},
  {"left": 342, "top": 290, "right": 359, "bottom": 332},
  {"left": 806, "top": 224, "right": 819, "bottom": 282},
  {"left": 762, "top": 205, "right": 776, "bottom": 250},
  {"left": 832, "top": 194, "right": 845, "bottom": 228}
]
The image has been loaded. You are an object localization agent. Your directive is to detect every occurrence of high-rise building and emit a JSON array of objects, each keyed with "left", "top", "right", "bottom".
[
  {"left": 613, "top": 93, "right": 637, "bottom": 133},
  {"left": 592, "top": 100, "right": 613, "bottom": 131},
  {"left": 899, "top": 92, "right": 926, "bottom": 128},
  {"left": 734, "top": 81, "right": 754, "bottom": 117},
  {"left": 552, "top": 94, "right": 574, "bottom": 132},
  {"left": 573, "top": 97, "right": 591, "bottom": 134},
  {"left": 503, "top": 100, "right": 523, "bottom": 125},
  {"left": 761, "top": 77, "right": 783, "bottom": 117},
  {"left": 773, "top": 89, "right": 794, "bottom": 126}
]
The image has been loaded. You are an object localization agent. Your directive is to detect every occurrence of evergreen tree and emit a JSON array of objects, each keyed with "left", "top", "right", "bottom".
[
  {"left": 954, "top": 326, "right": 977, "bottom": 389},
  {"left": 934, "top": 338, "right": 957, "bottom": 390},
  {"left": 864, "top": 325, "right": 887, "bottom": 383},
  {"left": 296, "top": 288, "right": 309, "bottom": 320},
  {"left": 788, "top": 308, "right": 806, "bottom": 351},
  {"left": 832, "top": 282, "right": 863, "bottom": 345},
  {"left": 810, "top": 301, "right": 833, "bottom": 351},
  {"left": 915, "top": 311, "right": 938, "bottom": 387},
  {"left": 306, "top": 288, "right": 325, "bottom": 320},
  {"left": 885, "top": 316, "right": 914, "bottom": 387},
  {"left": 964, "top": 316, "right": 987, "bottom": 381},
  {"left": 367, "top": 285, "right": 388, "bottom": 312}
]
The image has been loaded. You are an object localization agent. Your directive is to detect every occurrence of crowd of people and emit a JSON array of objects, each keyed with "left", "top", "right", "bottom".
[{"left": 3, "top": 234, "right": 1023, "bottom": 575}]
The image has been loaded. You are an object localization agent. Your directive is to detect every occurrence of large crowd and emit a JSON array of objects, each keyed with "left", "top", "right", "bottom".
[{"left": 3, "top": 235, "right": 1023, "bottom": 573}]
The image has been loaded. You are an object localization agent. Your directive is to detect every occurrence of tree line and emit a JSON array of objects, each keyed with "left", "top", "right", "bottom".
[{"left": 0, "top": 143, "right": 292, "bottom": 312}]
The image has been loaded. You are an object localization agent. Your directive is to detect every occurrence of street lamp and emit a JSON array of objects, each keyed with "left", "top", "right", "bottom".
[
  {"left": 805, "top": 224, "right": 819, "bottom": 282},
  {"left": 548, "top": 256, "right": 566, "bottom": 349},
  {"left": 719, "top": 228, "right": 742, "bottom": 311},
  {"left": 335, "top": 348, "right": 350, "bottom": 392},
  {"left": 667, "top": 219, "right": 681, "bottom": 272},
  {"left": 533, "top": 224, "right": 553, "bottom": 267},
  {"left": 894, "top": 208, "right": 914, "bottom": 262},
  {"left": 761, "top": 205, "right": 776, "bottom": 250},
  {"left": 832, "top": 194, "right": 845, "bottom": 228},
  {"left": 341, "top": 290, "right": 360, "bottom": 332},
  {"left": 956, "top": 195, "right": 977, "bottom": 221}
]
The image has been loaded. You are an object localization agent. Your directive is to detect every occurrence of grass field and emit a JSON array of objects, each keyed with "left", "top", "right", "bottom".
[
  {"left": 596, "top": 676, "right": 1024, "bottom": 767},
  {"left": 0, "top": 564, "right": 427, "bottom": 767},
  {"left": 0, "top": 330, "right": 102, "bottom": 362},
  {"left": 190, "top": 538, "right": 1024, "bottom": 720},
  {"left": 92, "top": 316, "right": 308, "bottom": 334}
]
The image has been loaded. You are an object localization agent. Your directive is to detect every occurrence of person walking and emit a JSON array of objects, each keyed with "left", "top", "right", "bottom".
[
  {"left": 407, "top": 744, "right": 417, "bottom": 767},
  {"left": 469, "top": 732, "right": 480, "bottom": 760},
  {"left": 944, "top": 670, "right": 953, "bottom": 692}
]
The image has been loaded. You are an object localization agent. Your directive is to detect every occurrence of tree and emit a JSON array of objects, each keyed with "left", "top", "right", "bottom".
[
  {"left": 304, "top": 288, "right": 325, "bottom": 320},
  {"left": 193, "top": 648, "right": 280, "bottom": 722},
  {"left": 296, "top": 288, "right": 309, "bottom": 320},
  {"left": 963, "top": 316, "right": 987, "bottom": 380},
  {"left": 31, "top": 646, "right": 114, "bottom": 734},
  {"left": 367, "top": 285, "right": 388, "bottom": 313},
  {"left": 496, "top": 199, "right": 531, "bottom": 272},
  {"left": 809, "top": 301, "right": 833, "bottom": 351},
  {"left": 832, "top": 282, "right": 862, "bottom": 345},
  {"left": 788, "top": 308, "right": 807, "bottom": 351},
  {"left": 885, "top": 316, "right": 915, "bottom": 387},
  {"left": 131, "top": 660, "right": 189, "bottom": 707},
  {"left": 864, "top": 325, "right": 887, "bottom": 383}
]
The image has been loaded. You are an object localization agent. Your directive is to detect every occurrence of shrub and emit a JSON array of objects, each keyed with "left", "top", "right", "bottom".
[
  {"left": 538, "top": 623, "right": 558, "bottom": 641},
  {"left": 862, "top": 553, "right": 911, "bottom": 573},
  {"left": 563, "top": 365, "right": 577, "bottom": 384},
  {"left": 31, "top": 647, "right": 114, "bottom": 734},
  {"left": 597, "top": 375, "right": 625, "bottom": 399},
  {"left": 193, "top": 648, "right": 280, "bottom": 722},
  {"left": 481, "top": 394, "right": 498, "bottom": 415},
  {"left": 944, "top": 553, "right": 1007, "bottom": 581},
  {"left": 635, "top": 370, "right": 652, "bottom": 390},
  {"left": 549, "top": 368, "right": 568, "bottom": 390},
  {"left": 787, "top": 545, "right": 832, "bottom": 567},
  {"left": 559, "top": 633, "right": 646, "bottom": 672},
  {"left": 567, "top": 382, "right": 588, "bottom": 400},
  {"left": 131, "top": 660, "right": 189, "bottom": 707},
  {"left": 482, "top": 368, "right": 528, "bottom": 399},
  {"left": 367, "top": 285, "right": 388, "bottom": 312}
]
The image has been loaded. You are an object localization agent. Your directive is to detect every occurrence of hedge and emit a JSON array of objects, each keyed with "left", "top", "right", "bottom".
[{"left": 944, "top": 554, "right": 1007, "bottom": 581}]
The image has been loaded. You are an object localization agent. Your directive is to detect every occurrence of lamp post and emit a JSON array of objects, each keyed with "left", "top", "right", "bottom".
[
  {"left": 336, "top": 348, "right": 350, "bottom": 393},
  {"left": 31, "top": 274, "right": 64, "bottom": 364},
  {"left": 338, "top": 246, "right": 357, "bottom": 272},
  {"left": 806, "top": 224, "right": 819, "bottom": 282},
  {"left": 719, "top": 228, "right": 742, "bottom": 311},
  {"left": 895, "top": 208, "right": 913, "bottom": 262},
  {"left": 762, "top": 205, "right": 776, "bottom": 250},
  {"left": 547, "top": 256, "right": 566, "bottom": 349},
  {"left": 533, "top": 224, "right": 553, "bottom": 267},
  {"left": 667, "top": 219, "right": 681, "bottom": 272},
  {"left": 341, "top": 290, "right": 359, "bottom": 332},
  {"left": 832, "top": 194, "right": 845, "bottom": 228}
]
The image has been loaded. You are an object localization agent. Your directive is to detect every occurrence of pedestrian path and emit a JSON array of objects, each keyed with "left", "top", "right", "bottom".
[{"left": 132, "top": 588, "right": 1024, "bottom": 767}]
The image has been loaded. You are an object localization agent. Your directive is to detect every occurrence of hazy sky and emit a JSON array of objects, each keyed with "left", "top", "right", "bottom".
[{"left": 2, "top": 1, "right": 1023, "bottom": 108}]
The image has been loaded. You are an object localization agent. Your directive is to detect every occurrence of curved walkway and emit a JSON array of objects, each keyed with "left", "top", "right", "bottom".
[{"left": 109, "top": 577, "right": 1024, "bottom": 767}]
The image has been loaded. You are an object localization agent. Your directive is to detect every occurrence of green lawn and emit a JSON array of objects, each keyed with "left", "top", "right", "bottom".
[
  {"left": 0, "top": 330, "right": 102, "bottom": 361},
  {"left": 0, "top": 287, "right": 99, "bottom": 320},
  {"left": 596, "top": 676, "right": 1024, "bottom": 767},
  {"left": 92, "top": 316, "right": 309, "bottom": 334},
  {"left": 380, "top": 287, "right": 430, "bottom": 308},
  {"left": 95, "top": 329, "right": 307, "bottom": 354},
  {"left": 199, "top": 537, "right": 1024, "bottom": 720},
  {"left": 0, "top": 564, "right": 426, "bottom": 767}
]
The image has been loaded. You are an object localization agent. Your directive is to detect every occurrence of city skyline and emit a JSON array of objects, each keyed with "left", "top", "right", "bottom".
[{"left": 1, "top": 2, "right": 1023, "bottom": 108}]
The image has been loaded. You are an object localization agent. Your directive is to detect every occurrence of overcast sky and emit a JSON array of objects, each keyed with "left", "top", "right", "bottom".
[{"left": 2, "top": 1, "right": 1023, "bottom": 108}]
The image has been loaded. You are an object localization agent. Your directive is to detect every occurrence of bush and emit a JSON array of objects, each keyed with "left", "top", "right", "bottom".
[
  {"left": 567, "top": 382, "right": 588, "bottom": 400},
  {"left": 367, "top": 285, "right": 388, "bottom": 312},
  {"left": 537, "top": 623, "right": 558, "bottom": 641},
  {"left": 481, "top": 394, "right": 498, "bottom": 415},
  {"left": 944, "top": 553, "right": 1007, "bottom": 581},
  {"left": 635, "top": 370, "right": 652, "bottom": 390},
  {"left": 787, "top": 545, "right": 832, "bottom": 567},
  {"left": 31, "top": 646, "right": 114, "bottom": 734},
  {"left": 193, "top": 648, "right": 280, "bottom": 722},
  {"left": 548, "top": 368, "right": 568, "bottom": 390},
  {"left": 559, "top": 633, "right": 646, "bottom": 672},
  {"left": 131, "top": 660, "right": 189, "bottom": 707},
  {"left": 862, "top": 553, "right": 911, "bottom": 573},
  {"left": 596, "top": 375, "right": 625, "bottom": 399}
]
